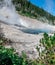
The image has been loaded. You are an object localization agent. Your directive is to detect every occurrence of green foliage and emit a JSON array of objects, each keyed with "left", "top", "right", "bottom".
[
  {"left": 0, "top": 45, "right": 30, "bottom": 65},
  {"left": 0, "top": 45, "right": 22, "bottom": 65},
  {"left": 0, "top": 35, "right": 46, "bottom": 65},
  {"left": 39, "top": 33, "right": 55, "bottom": 65},
  {"left": 0, "top": 32, "right": 55, "bottom": 65},
  {"left": 0, "top": 45, "right": 45, "bottom": 65},
  {"left": 12, "top": 0, "right": 55, "bottom": 24}
]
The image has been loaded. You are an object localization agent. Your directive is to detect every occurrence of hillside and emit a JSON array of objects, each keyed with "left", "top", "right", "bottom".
[
  {"left": 0, "top": 0, "right": 55, "bottom": 65},
  {"left": 12, "top": 0, "right": 55, "bottom": 25}
]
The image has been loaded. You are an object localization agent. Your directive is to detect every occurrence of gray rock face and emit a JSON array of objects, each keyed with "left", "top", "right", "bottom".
[{"left": 0, "top": 22, "right": 43, "bottom": 59}]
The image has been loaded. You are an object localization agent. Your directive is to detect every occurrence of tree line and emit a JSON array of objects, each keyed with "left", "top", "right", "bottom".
[{"left": 12, "top": 0, "right": 55, "bottom": 25}]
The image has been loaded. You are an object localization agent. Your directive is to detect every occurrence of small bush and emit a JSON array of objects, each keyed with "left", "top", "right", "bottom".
[
  {"left": 39, "top": 33, "right": 55, "bottom": 65},
  {"left": 1, "top": 33, "right": 55, "bottom": 65},
  {"left": 0, "top": 45, "right": 25, "bottom": 65}
]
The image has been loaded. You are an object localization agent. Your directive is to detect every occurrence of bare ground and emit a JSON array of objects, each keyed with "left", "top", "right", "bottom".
[{"left": 0, "top": 14, "right": 55, "bottom": 59}]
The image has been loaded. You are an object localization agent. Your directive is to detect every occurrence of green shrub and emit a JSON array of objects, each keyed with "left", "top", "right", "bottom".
[
  {"left": 0, "top": 45, "right": 45, "bottom": 65},
  {"left": 39, "top": 33, "right": 55, "bottom": 65},
  {"left": 0, "top": 45, "right": 25, "bottom": 65},
  {"left": 1, "top": 33, "right": 55, "bottom": 65}
]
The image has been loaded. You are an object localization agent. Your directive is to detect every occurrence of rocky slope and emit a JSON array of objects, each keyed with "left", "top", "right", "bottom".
[
  {"left": 0, "top": 0, "right": 55, "bottom": 60},
  {"left": 1, "top": 13, "right": 55, "bottom": 59},
  {"left": 0, "top": 22, "right": 43, "bottom": 59}
]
